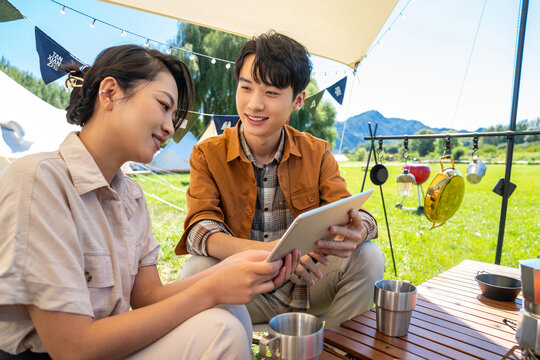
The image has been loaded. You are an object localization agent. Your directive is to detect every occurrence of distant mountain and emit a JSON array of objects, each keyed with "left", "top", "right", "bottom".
[{"left": 333, "top": 110, "right": 464, "bottom": 152}]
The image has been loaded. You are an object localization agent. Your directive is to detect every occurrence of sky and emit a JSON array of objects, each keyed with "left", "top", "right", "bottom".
[{"left": 1, "top": 0, "right": 539, "bottom": 131}]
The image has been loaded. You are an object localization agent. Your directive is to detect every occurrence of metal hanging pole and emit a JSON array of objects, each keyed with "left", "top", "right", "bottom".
[
  {"left": 361, "top": 122, "right": 377, "bottom": 192},
  {"left": 495, "top": 0, "right": 529, "bottom": 265},
  {"left": 366, "top": 123, "right": 397, "bottom": 277}
]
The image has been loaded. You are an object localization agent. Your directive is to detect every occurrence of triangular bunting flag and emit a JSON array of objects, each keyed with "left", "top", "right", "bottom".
[
  {"left": 172, "top": 111, "right": 199, "bottom": 143},
  {"left": 303, "top": 90, "right": 324, "bottom": 116},
  {"left": 35, "top": 27, "right": 84, "bottom": 85},
  {"left": 213, "top": 115, "right": 239, "bottom": 135},
  {"left": 0, "top": 0, "right": 23, "bottom": 23},
  {"left": 326, "top": 76, "right": 347, "bottom": 105}
]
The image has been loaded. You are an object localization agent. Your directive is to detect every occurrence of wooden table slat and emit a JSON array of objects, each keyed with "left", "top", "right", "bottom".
[
  {"left": 412, "top": 303, "right": 518, "bottom": 341},
  {"left": 425, "top": 277, "right": 522, "bottom": 309},
  {"left": 342, "top": 319, "right": 455, "bottom": 360},
  {"left": 351, "top": 315, "right": 481, "bottom": 360},
  {"left": 417, "top": 283, "right": 521, "bottom": 318},
  {"left": 331, "top": 326, "right": 427, "bottom": 360},
  {"left": 416, "top": 292, "right": 519, "bottom": 324},
  {"left": 324, "top": 260, "right": 522, "bottom": 359},
  {"left": 324, "top": 329, "right": 396, "bottom": 360},
  {"left": 320, "top": 346, "right": 349, "bottom": 360},
  {"left": 363, "top": 310, "right": 511, "bottom": 358},
  {"left": 410, "top": 307, "right": 519, "bottom": 347}
]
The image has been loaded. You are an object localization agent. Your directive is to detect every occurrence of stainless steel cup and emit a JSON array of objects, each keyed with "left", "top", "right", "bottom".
[
  {"left": 467, "top": 155, "right": 487, "bottom": 184},
  {"left": 374, "top": 280, "right": 417, "bottom": 337},
  {"left": 259, "top": 312, "right": 324, "bottom": 360}
]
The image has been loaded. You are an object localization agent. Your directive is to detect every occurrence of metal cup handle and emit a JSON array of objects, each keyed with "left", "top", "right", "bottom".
[{"left": 259, "top": 334, "right": 279, "bottom": 359}]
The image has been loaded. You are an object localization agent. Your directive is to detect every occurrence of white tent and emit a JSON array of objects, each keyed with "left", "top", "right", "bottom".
[
  {"left": 146, "top": 131, "right": 198, "bottom": 172},
  {"left": 198, "top": 121, "right": 218, "bottom": 143},
  {"left": 0, "top": 70, "right": 78, "bottom": 161},
  {"left": 100, "top": 0, "right": 398, "bottom": 68}
]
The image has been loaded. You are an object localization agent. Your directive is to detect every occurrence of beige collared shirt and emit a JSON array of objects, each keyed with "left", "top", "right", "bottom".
[{"left": 0, "top": 132, "right": 160, "bottom": 355}]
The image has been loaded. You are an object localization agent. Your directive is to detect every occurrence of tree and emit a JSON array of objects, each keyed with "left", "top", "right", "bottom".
[
  {"left": 171, "top": 24, "right": 246, "bottom": 138},
  {"left": 524, "top": 117, "right": 540, "bottom": 143},
  {"left": 170, "top": 24, "right": 337, "bottom": 144},
  {"left": 410, "top": 129, "right": 435, "bottom": 157}
]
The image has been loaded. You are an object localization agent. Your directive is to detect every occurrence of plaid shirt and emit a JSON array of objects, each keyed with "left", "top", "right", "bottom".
[{"left": 187, "top": 124, "right": 377, "bottom": 310}]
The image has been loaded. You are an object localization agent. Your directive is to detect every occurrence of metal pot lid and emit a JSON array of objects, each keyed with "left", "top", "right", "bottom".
[{"left": 370, "top": 164, "right": 389, "bottom": 185}]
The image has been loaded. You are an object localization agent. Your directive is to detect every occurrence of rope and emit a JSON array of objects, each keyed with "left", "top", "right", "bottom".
[
  {"left": 143, "top": 191, "right": 185, "bottom": 212},
  {"left": 450, "top": 0, "right": 488, "bottom": 129},
  {"left": 337, "top": 71, "right": 358, "bottom": 154}
]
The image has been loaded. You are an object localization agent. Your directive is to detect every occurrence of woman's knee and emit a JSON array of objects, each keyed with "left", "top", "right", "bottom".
[
  {"left": 126, "top": 308, "right": 250, "bottom": 360},
  {"left": 203, "top": 309, "right": 251, "bottom": 360}
]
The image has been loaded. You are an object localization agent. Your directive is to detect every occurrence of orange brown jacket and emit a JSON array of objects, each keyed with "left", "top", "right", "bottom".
[{"left": 175, "top": 122, "right": 353, "bottom": 255}]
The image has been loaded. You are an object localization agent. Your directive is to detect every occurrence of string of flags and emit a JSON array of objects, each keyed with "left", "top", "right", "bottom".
[
  {"left": 180, "top": 75, "right": 348, "bottom": 142},
  {"left": 2, "top": 0, "right": 348, "bottom": 142}
]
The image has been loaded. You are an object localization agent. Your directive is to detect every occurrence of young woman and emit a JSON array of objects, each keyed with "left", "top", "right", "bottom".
[{"left": 0, "top": 45, "right": 294, "bottom": 360}]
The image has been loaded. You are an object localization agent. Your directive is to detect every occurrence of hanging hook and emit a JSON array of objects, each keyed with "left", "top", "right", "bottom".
[
  {"left": 378, "top": 137, "right": 384, "bottom": 163},
  {"left": 402, "top": 138, "right": 409, "bottom": 163},
  {"left": 444, "top": 136, "right": 451, "bottom": 156},
  {"left": 472, "top": 135, "right": 479, "bottom": 156}
]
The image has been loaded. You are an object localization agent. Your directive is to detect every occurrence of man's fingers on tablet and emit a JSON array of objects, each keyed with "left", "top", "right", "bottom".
[
  {"left": 308, "top": 252, "right": 329, "bottom": 266},
  {"left": 330, "top": 225, "right": 361, "bottom": 241}
]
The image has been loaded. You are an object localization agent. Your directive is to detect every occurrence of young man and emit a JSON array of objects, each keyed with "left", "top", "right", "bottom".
[{"left": 175, "top": 31, "right": 385, "bottom": 329}]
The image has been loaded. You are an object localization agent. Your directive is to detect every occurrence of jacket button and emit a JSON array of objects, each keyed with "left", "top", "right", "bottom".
[
  {"left": 247, "top": 209, "right": 252, "bottom": 215},
  {"left": 84, "top": 271, "right": 92, "bottom": 283},
  {"left": 309, "top": 196, "right": 315, "bottom": 202}
]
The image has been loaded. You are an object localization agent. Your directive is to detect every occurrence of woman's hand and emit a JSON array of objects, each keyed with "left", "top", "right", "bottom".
[{"left": 204, "top": 250, "right": 285, "bottom": 304}]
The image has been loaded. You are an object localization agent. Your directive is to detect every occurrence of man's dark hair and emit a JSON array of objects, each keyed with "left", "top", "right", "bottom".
[{"left": 234, "top": 30, "right": 312, "bottom": 98}]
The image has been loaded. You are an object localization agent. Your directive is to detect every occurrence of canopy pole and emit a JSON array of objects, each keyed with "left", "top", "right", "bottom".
[{"left": 495, "top": 0, "right": 529, "bottom": 265}]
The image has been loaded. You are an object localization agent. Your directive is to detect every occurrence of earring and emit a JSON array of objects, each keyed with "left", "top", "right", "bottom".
[{"left": 99, "top": 90, "right": 106, "bottom": 95}]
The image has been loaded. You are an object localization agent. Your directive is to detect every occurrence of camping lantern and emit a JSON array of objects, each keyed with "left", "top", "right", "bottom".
[
  {"left": 396, "top": 138, "right": 416, "bottom": 196},
  {"left": 396, "top": 168, "right": 416, "bottom": 196}
]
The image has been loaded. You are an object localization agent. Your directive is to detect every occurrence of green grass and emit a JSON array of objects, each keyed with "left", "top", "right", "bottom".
[{"left": 132, "top": 162, "right": 539, "bottom": 286}]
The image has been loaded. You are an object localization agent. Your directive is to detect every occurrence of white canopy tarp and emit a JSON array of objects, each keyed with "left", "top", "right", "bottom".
[
  {"left": 100, "top": 0, "right": 398, "bottom": 68},
  {"left": 0, "top": 70, "right": 78, "bottom": 159}
]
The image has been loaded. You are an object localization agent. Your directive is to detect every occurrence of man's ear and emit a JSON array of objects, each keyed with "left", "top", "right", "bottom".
[
  {"left": 293, "top": 91, "right": 306, "bottom": 111},
  {"left": 98, "top": 77, "right": 119, "bottom": 110}
]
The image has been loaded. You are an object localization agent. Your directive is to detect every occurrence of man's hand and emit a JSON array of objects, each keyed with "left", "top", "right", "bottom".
[
  {"left": 316, "top": 209, "right": 367, "bottom": 258},
  {"left": 290, "top": 209, "right": 368, "bottom": 285}
]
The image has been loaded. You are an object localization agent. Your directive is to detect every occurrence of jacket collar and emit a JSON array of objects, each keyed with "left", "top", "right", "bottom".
[{"left": 225, "top": 120, "right": 302, "bottom": 164}]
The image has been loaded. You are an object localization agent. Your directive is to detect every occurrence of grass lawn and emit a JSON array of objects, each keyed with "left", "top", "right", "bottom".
[{"left": 133, "top": 162, "right": 539, "bottom": 286}]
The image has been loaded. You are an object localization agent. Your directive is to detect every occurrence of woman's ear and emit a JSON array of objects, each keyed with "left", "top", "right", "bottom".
[
  {"left": 98, "top": 77, "right": 119, "bottom": 111},
  {"left": 293, "top": 91, "right": 306, "bottom": 111}
]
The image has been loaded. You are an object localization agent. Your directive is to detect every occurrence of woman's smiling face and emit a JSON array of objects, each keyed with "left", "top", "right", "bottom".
[{"left": 110, "top": 70, "right": 177, "bottom": 164}]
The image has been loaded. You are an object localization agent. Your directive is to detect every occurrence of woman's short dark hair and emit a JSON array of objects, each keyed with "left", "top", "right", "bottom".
[
  {"left": 234, "top": 31, "right": 312, "bottom": 98},
  {"left": 63, "top": 45, "right": 195, "bottom": 129}
]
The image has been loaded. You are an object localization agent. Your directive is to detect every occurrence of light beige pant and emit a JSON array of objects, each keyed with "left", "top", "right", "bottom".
[
  {"left": 180, "top": 241, "right": 385, "bottom": 329},
  {"left": 124, "top": 306, "right": 251, "bottom": 360}
]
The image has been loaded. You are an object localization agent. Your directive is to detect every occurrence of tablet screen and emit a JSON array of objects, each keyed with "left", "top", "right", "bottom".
[{"left": 265, "top": 189, "right": 374, "bottom": 262}]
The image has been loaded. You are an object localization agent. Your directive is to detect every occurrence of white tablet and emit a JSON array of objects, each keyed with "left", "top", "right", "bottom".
[{"left": 265, "top": 189, "right": 374, "bottom": 262}]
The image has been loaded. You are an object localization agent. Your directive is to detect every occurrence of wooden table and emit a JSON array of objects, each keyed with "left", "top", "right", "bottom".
[{"left": 324, "top": 260, "right": 523, "bottom": 360}]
